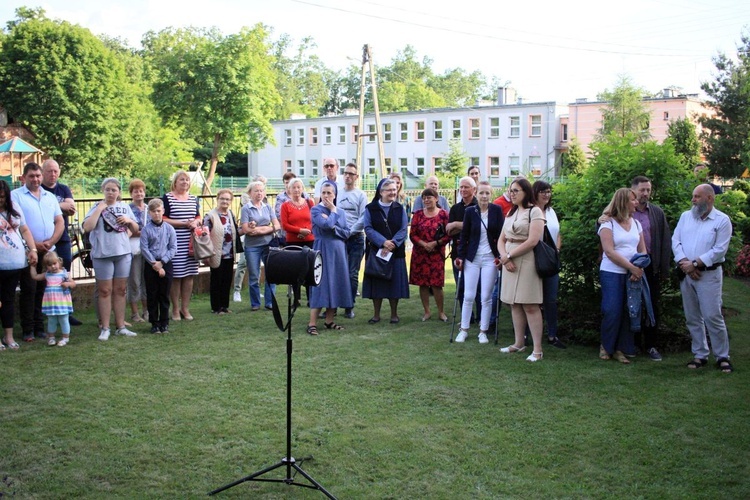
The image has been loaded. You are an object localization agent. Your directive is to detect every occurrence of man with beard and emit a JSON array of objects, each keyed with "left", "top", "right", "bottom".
[
  {"left": 631, "top": 176, "right": 671, "bottom": 360},
  {"left": 672, "top": 184, "right": 733, "bottom": 373}
]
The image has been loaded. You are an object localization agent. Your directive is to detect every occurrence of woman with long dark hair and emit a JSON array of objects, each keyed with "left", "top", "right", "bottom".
[
  {"left": 362, "top": 178, "right": 409, "bottom": 324},
  {"left": 0, "top": 180, "right": 38, "bottom": 350},
  {"left": 532, "top": 180, "right": 565, "bottom": 349}
]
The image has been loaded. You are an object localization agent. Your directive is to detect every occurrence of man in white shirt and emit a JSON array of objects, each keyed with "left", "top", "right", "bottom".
[
  {"left": 12, "top": 162, "right": 65, "bottom": 341},
  {"left": 337, "top": 163, "right": 368, "bottom": 318},
  {"left": 672, "top": 184, "right": 733, "bottom": 373},
  {"left": 314, "top": 158, "right": 344, "bottom": 202}
]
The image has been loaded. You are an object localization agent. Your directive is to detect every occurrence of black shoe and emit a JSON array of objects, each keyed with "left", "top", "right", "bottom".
[
  {"left": 150, "top": 325, "right": 160, "bottom": 334},
  {"left": 344, "top": 308, "right": 355, "bottom": 319},
  {"left": 548, "top": 337, "right": 567, "bottom": 349},
  {"left": 160, "top": 325, "right": 169, "bottom": 333},
  {"left": 69, "top": 316, "right": 83, "bottom": 326},
  {"left": 35, "top": 331, "right": 47, "bottom": 340}
]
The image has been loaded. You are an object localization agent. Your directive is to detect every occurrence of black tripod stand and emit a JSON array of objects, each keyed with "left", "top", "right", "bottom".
[{"left": 209, "top": 285, "right": 336, "bottom": 498}]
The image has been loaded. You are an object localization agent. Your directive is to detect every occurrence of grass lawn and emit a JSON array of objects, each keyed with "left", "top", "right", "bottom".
[{"left": 1, "top": 277, "right": 748, "bottom": 499}]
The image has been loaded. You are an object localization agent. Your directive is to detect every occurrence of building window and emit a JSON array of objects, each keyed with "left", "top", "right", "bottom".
[
  {"left": 297, "top": 128, "right": 304, "bottom": 146},
  {"left": 663, "top": 111, "right": 669, "bottom": 121},
  {"left": 399, "top": 158, "right": 408, "bottom": 171},
  {"left": 489, "top": 117, "right": 500, "bottom": 138},
  {"left": 509, "top": 117, "right": 520, "bottom": 138},
  {"left": 284, "top": 160, "right": 292, "bottom": 172},
  {"left": 338, "top": 159, "right": 346, "bottom": 175},
  {"left": 530, "top": 115, "right": 542, "bottom": 137},
  {"left": 470, "top": 157, "right": 480, "bottom": 168},
  {"left": 324, "top": 127, "right": 332, "bottom": 145},
  {"left": 416, "top": 157, "right": 425, "bottom": 176},
  {"left": 509, "top": 156, "right": 520, "bottom": 176},
  {"left": 284, "top": 129, "right": 292, "bottom": 146},
  {"left": 297, "top": 160, "right": 305, "bottom": 176},
  {"left": 385, "top": 157, "right": 392, "bottom": 173},
  {"left": 383, "top": 123, "right": 392, "bottom": 142},
  {"left": 433, "top": 157, "right": 444, "bottom": 175},
  {"left": 338, "top": 126, "right": 346, "bottom": 144},
  {"left": 530, "top": 155, "right": 542, "bottom": 175},
  {"left": 489, "top": 156, "right": 500, "bottom": 177},
  {"left": 452, "top": 119, "right": 461, "bottom": 139},
  {"left": 310, "top": 127, "right": 318, "bottom": 145},
  {"left": 399, "top": 122, "right": 408, "bottom": 141},
  {"left": 367, "top": 123, "right": 376, "bottom": 143},
  {"left": 415, "top": 121, "right": 425, "bottom": 141},
  {"left": 561, "top": 123, "right": 568, "bottom": 142},
  {"left": 352, "top": 125, "right": 359, "bottom": 143},
  {"left": 311, "top": 159, "right": 318, "bottom": 177},
  {"left": 469, "top": 118, "right": 480, "bottom": 139},
  {"left": 433, "top": 120, "right": 443, "bottom": 140},
  {"left": 367, "top": 158, "right": 376, "bottom": 176}
]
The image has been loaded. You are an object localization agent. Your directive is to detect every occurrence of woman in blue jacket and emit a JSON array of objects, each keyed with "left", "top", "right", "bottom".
[{"left": 454, "top": 181, "right": 504, "bottom": 344}]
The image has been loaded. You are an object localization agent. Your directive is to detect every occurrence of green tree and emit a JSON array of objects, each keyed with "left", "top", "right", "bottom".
[
  {"left": 699, "top": 30, "right": 750, "bottom": 178},
  {"left": 560, "top": 137, "right": 588, "bottom": 176},
  {"left": 0, "top": 9, "right": 135, "bottom": 176},
  {"left": 666, "top": 117, "right": 702, "bottom": 168},
  {"left": 553, "top": 133, "right": 693, "bottom": 342},
  {"left": 435, "top": 138, "right": 468, "bottom": 187},
  {"left": 272, "top": 35, "right": 334, "bottom": 119},
  {"left": 596, "top": 75, "right": 652, "bottom": 143},
  {"left": 143, "top": 25, "right": 281, "bottom": 190}
]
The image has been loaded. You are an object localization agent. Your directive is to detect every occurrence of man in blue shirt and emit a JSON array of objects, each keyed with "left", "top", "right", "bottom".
[
  {"left": 42, "top": 159, "right": 82, "bottom": 326},
  {"left": 12, "top": 162, "right": 65, "bottom": 341}
]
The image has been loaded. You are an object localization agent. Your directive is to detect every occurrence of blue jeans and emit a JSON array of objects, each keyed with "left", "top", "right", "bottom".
[
  {"left": 245, "top": 245, "right": 275, "bottom": 309},
  {"left": 542, "top": 274, "right": 559, "bottom": 338},
  {"left": 346, "top": 233, "right": 365, "bottom": 308},
  {"left": 599, "top": 270, "right": 634, "bottom": 355}
]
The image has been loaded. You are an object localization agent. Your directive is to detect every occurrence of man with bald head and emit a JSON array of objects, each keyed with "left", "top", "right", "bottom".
[
  {"left": 412, "top": 176, "right": 450, "bottom": 212},
  {"left": 672, "top": 184, "right": 733, "bottom": 373}
]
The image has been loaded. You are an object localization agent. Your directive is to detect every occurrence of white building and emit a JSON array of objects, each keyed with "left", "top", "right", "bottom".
[{"left": 249, "top": 90, "right": 568, "bottom": 186}]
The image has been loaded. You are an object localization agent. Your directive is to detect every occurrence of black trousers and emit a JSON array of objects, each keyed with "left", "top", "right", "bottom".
[
  {"left": 144, "top": 262, "right": 173, "bottom": 328},
  {"left": 634, "top": 263, "right": 660, "bottom": 350},
  {"left": 18, "top": 261, "right": 45, "bottom": 336},
  {"left": 210, "top": 258, "right": 234, "bottom": 312},
  {"left": 0, "top": 269, "right": 21, "bottom": 329}
]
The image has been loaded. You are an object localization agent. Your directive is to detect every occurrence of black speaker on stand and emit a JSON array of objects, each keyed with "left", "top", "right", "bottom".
[{"left": 209, "top": 246, "right": 336, "bottom": 499}]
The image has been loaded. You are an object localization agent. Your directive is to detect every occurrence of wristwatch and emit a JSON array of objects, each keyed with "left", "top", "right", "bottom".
[{"left": 691, "top": 260, "right": 699, "bottom": 268}]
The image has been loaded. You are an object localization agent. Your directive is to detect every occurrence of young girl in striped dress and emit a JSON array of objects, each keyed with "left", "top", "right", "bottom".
[{"left": 30, "top": 251, "right": 76, "bottom": 346}]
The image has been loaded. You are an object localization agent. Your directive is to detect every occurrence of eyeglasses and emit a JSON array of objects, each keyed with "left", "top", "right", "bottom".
[
  {"left": 344, "top": 172, "right": 358, "bottom": 176},
  {"left": 539, "top": 190, "right": 551, "bottom": 195},
  {"left": 324, "top": 164, "right": 337, "bottom": 168},
  {"left": 509, "top": 188, "right": 521, "bottom": 193}
]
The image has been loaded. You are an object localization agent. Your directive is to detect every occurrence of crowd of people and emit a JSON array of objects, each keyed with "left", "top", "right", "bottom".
[{"left": 0, "top": 159, "right": 735, "bottom": 372}]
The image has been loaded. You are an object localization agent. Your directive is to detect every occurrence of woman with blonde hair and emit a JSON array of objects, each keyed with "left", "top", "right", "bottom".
[
  {"left": 242, "top": 181, "right": 280, "bottom": 311},
  {"left": 388, "top": 171, "right": 412, "bottom": 221},
  {"left": 161, "top": 170, "right": 201, "bottom": 321},
  {"left": 597, "top": 187, "right": 646, "bottom": 363}
]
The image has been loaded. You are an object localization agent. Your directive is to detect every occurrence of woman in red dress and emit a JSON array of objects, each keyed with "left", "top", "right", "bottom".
[{"left": 409, "top": 188, "right": 451, "bottom": 322}]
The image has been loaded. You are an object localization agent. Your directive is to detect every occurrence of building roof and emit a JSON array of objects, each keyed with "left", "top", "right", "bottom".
[{"left": 0, "top": 136, "right": 43, "bottom": 154}]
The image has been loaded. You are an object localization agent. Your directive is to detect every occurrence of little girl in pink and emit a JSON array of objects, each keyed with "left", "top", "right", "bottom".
[{"left": 30, "top": 251, "right": 76, "bottom": 346}]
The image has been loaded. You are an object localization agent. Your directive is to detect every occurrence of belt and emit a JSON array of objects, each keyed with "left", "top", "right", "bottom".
[
  {"left": 348, "top": 232, "right": 364, "bottom": 240},
  {"left": 507, "top": 238, "right": 525, "bottom": 243},
  {"left": 697, "top": 263, "right": 721, "bottom": 271}
]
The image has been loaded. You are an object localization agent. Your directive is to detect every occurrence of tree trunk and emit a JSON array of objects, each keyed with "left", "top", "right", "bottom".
[{"left": 203, "top": 133, "right": 222, "bottom": 195}]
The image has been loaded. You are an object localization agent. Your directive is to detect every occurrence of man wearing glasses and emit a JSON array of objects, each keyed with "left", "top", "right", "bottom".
[
  {"left": 314, "top": 158, "right": 344, "bottom": 203},
  {"left": 337, "top": 163, "right": 368, "bottom": 318}
]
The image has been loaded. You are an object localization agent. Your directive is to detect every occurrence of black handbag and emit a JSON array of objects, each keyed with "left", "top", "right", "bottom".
[
  {"left": 534, "top": 225, "right": 561, "bottom": 278},
  {"left": 364, "top": 248, "right": 393, "bottom": 280}
]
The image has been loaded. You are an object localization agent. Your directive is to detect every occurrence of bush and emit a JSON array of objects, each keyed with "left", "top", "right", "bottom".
[
  {"left": 736, "top": 244, "right": 750, "bottom": 277},
  {"left": 554, "top": 134, "right": 694, "bottom": 347}
]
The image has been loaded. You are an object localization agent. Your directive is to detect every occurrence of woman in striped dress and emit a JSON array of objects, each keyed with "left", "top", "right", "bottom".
[{"left": 162, "top": 170, "right": 201, "bottom": 321}]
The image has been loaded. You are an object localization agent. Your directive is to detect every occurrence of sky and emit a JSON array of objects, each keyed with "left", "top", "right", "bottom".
[{"left": 1, "top": 0, "right": 748, "bottom": 105}]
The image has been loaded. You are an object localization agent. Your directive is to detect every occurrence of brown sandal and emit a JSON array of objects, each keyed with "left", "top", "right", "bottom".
[
  {"left": 306, "top": 325, "right": 318, "bottom": 335},
  {"left": 324, "top": 322, "right": 344, "bottom": 330}
]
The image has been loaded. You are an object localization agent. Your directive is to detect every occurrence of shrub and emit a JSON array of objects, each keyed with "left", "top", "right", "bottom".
[{"left": 735, "top": 244, "right": 750, "bottom": 277}]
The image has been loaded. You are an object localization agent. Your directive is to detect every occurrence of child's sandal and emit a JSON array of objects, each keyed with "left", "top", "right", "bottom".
[
  {"left": 324, "top": 322, "right": 344, "bottom": 330},
  {"left": 306, "top": 325, "right": 318, "bottom": 336}
]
